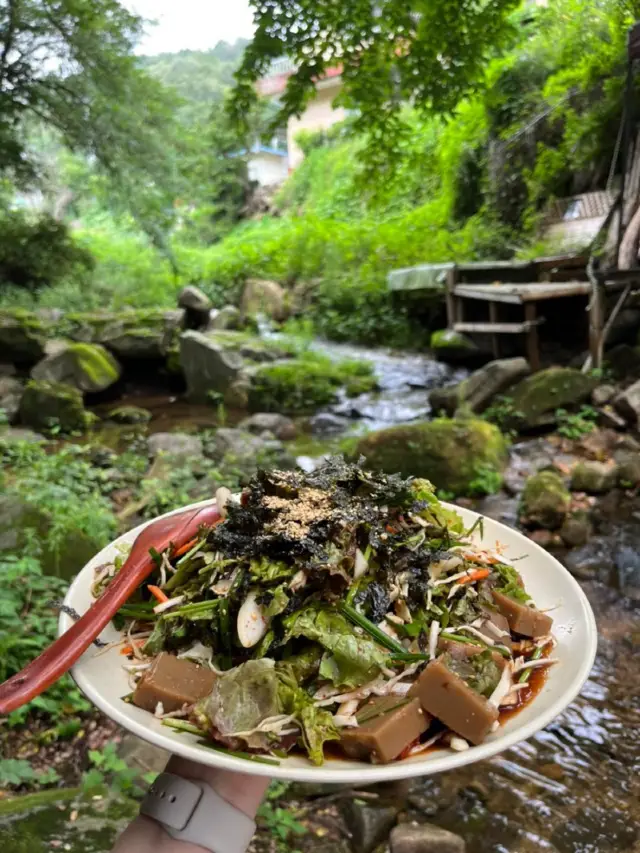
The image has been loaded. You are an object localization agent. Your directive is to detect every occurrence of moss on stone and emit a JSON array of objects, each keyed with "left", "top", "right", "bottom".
[
  {"left": 107, "top": 405, "right": 152, "bottom": 424},
  {"left": 0, "top": 310, "right": 46, "bottom": 364},
  {"left": 249, "top": 354, "right": 376, "bottom": 414},
  {"left": 354, "top": 417, "right": 508, "bottom": 496},
  {"left": 430, "top": 329, "right": 479, "bottom": 364},
  {"left": 19, "top": 380, "right": 91, "bottom": 434},
  {"left": 509, "top": 367, "right": 596, "bottom": 429},
  {"left": 32, "top": 342, "right": 121, "bottom": 393},
  {"left": 520, "top": 470, "right": 571, "bottom": 529}
]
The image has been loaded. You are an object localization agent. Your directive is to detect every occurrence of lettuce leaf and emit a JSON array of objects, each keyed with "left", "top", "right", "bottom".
[
  {"left": 284, "top": 607, "right": 387, "bottom": 688},
  {"left": 412, "top": 480, "right": 464, "bottom": 534},
  {"left": 277, "top": 665, "right": 339, "bottom": 765},
  {"left": 249, "top": 557, "right": 293, "bottom": 582}
]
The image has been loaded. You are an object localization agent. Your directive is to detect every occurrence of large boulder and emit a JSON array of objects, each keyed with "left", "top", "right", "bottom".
[
  {"left": 241, "top": 278, "right": 287, "bottom": 321},
  {"left": 508, "top": 367, "right": 596, "bottom": 430},
  {"left": 0, "top": 376, "right": 23, "bottom": 422},
  {"left": 613, "top": 378, "right": 640, "bottom": 426},
  {"left": 354, "top": 418, "right": 508, "bottom": 496},
  {"left": 18, "top": 380, "right": 91, "bottom": 433},
  {"left": 430, "top": 357, "right": 530, "bottom": 416},
  {"left": 31, "top": 342, "right": 121, "bottom": 393},
  {"left": 430, "top": 329, "right": 479, "bottom": 365},
  {"left": 205, "top": 427, "right": 295, "bottom": 479},
  {"left": 179, "top": 330, "right": 245, "bottom": 403},
  {"left": 0, "top": 310, "right": 46, "bottom": 365},
  {"left": 209, "top": 305, "right": 241, "bottom": 331},
  {"left": 60, "top": 311, "right": 181, "bottom": 360},
  {"left": 520, "top": 470, "right": 571, "bottom": 529}
]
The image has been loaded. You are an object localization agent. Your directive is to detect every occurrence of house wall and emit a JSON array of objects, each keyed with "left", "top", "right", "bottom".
[
  {"left": 287, "top": 80, "right": 346, "bottom": 169},
  {"left": 247, "top": 152, "right": 289, "bottom": 186}
]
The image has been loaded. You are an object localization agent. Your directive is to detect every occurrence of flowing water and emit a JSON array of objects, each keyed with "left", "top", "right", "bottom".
[{"left": 3, "top": 343, "right": 639, "bottom": 852}]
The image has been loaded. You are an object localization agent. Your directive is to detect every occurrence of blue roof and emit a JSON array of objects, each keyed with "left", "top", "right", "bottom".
[{"left": 230, "top": 143, "right": 288, "bottom": 158}]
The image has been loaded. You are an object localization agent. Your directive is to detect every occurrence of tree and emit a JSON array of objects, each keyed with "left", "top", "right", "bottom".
[{"left": 231, "top": 0, "right": 521, "bottom": 175}]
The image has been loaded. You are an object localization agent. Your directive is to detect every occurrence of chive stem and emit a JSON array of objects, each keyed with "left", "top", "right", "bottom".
[
  {"left": 161, "top": 719, "right": 206, "bottom": 736},
  {"left": 340, "top": 602, "right": 405, "bottom": 654},
  {"left": 518, "top": 644, "right": 544, "bottom": 683}
]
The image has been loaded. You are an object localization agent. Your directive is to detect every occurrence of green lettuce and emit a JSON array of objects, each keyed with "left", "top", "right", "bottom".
[
  {"left": 249, "top": 557, "right": 293, "bottom": 582},
  {"left": 284, "top": 607, "right": 387, "bottom": 688},
  {"left": 277, "top": 665, "right": 339, "bottom": 765},
  {"left": 412, "top": 479, "right": 464, "bottom": 534}
]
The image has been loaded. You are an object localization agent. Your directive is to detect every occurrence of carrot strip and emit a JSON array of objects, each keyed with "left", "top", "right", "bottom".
[
  {"left": 460, "top": 568, "right": 491, "bottom": 585},
  {"left": 148, "top": 585, "right": 169, "bottom": 603},
  {"left": 173, "top": 537, "right": 199, "bottom": 558}
]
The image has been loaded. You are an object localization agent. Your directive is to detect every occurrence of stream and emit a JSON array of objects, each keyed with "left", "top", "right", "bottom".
[{"left": 2, "top": 342, "right": 639, "bottom": 853}]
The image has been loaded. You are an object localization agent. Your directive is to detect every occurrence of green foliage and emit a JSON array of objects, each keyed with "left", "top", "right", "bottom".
[
  {"left": 556, "top": 405, "right": 599, "bottom": 439},
  {"left": 468, "top": 464, "right": 505, "bottom": 497},
  {"left": 83, "top": 744, "right": 151, "bottom": 798},
  {"left": 0, "top": 759, "right": 60, "bottom": 790},
  {"left": 249, "top": 352, "right": 376, "bottom": 414},
  {"left": 0, "top": 211, "right": 93, "bottom": 292}
]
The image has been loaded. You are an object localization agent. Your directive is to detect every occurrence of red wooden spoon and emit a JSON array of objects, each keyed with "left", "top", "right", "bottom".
[{"left": 0, "top": 503, "right": 221, "bottom": 715}]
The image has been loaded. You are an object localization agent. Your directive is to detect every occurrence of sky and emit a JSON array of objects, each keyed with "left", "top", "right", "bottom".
[{"left": 126, "top": 0, "right": 254, "bottom": 55}]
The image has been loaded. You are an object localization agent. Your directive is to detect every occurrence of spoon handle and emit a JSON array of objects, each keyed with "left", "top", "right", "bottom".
[{"left": 0, "top": 503, "right": 221, "bottom": 715}]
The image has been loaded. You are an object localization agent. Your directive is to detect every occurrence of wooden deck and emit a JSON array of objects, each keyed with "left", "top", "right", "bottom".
[{"left": 452, "top": 281, "right": 592, "bottom": 304}]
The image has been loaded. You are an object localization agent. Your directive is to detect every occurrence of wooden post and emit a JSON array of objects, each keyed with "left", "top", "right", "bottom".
[
  {"left": 589, "top": 277, "right": 605, "bottom": 370},
  {"left": 445, "top": 267, "right": 456, "bottom": 329},
  {"left": 488, "top": 302, "right": 500, "bottom": 359},
  {"left": 525, "top": 303, "right": 540, "bottom": 370}
]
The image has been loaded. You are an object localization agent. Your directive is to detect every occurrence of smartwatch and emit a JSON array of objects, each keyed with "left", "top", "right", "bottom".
[{"left": 140, "top": 772, "right": 257, "bottom": 853}]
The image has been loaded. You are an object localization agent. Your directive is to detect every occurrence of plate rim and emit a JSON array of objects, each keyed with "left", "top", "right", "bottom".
[{"left": 61, "top": 498, "right": 598, "bottom": 784}]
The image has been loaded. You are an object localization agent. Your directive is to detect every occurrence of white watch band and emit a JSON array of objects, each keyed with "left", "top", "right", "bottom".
[{"left": 140, "top": 772, "right": 256, "bottom": 853}]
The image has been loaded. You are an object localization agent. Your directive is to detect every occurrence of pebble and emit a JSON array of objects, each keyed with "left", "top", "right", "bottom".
[{"left": 390, "top": 823, "right": 466, "bottom": 853}]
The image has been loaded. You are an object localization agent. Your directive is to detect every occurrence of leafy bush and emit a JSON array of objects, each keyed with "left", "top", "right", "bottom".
[{"left": 0, "top": 211, "right": 93, "bottom": 293}]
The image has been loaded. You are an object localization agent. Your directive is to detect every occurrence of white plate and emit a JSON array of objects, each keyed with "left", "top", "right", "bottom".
[{"left": 61, "top": 499, "right": 597, "bottom": 784}]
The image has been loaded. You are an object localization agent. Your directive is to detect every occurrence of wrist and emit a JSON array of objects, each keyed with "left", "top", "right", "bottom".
[{"left": 164, "top": 756, "right": 269, "bottom": 819}]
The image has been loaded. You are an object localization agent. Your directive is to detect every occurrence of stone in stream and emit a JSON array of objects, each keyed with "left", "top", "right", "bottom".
[
  {"left": 615, "top": 450, "right": 640, "bottom": 487},
  {"left": 0, "top": 426, "right": 45, "bottom": 443},
  {"left": 354, "top": 418, "right": 508, "bottom": 496},
  {"left": 430, "top": 329, "right": 480, "bottom": 365},
  {"left": 239, "top": 412, "right": 297, "bottom": 440},
  {"left": 179, "top": 330, "right": 245, "bottom": 403},
  {"left": 390, "top": 823, "right": 466, "bottom": 853},
  {"left": 592, "top": 384, "right": 617, "bottom": 406},
  {"left": 178, "top": 285, "right": 212, "bottom": 329},
  {"left": 31, "top": 341, "right": 121, "bottom": 393},
  {"left": 240, "top": 278, "right": 287, "bottom": 322},
  {"left": 520, "top": 470, "right": 571, "bottom": 529},
  {"left": 570, "top": 461, "right": 618, "bottom": 494},
  {"left": 19, "top": 380, "right": 92, "bottom": 433},
  {"left": 560, "top": 511, "right": 592, "bottom": 547},
  {"left": 613, "top": 378, "right": 640, "bottom": 426},
  {"left": 0, "top": 375, "right": 23, "bottom": 422},
  {"left": 209, "top": 305, "right": 241, "bottom": 331},
  {"left": 0, "top": 309, "right": 46, "bottom": 365},
  {"left": 309, "top": 412, "right": 351, "bottom": 435},
  {"left": 148, "top": 432, "right": 203, "bottom": 459},
  {"left": 614, "top": 544, "right": 640, "bottom": 601},
  {"left": 107, "top": 405, "right": 152, "bottom": 425},
  {"left": 340, "top": 799, "right": 398, "bottom": 853},
  {"left": 429, "top": 357, "right": 530, "bottom": 416},
  {"left": 507, "top": 367, "right": 596, "bottom": 430}
]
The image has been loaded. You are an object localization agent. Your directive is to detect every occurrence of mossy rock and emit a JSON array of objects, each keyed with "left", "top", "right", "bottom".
[
  {"left": 354, "top": 418, "right": 508, "bottom": 496},
  {"left": 19, "top": 380, "right": 91, "bottom": 434},
  {"left": 520, "top": 470, "right": 571, "bottom": 529},
  {"left": 249, "top": 355, "right": 376, "bottom": 415},
  {"left": 0, "top": 309, "right": 46, "bottom": 365},
  {"left": 32, "top": 342, "right": 121, "bottom": 393},
  {"left": 107, "top": 405, "right": 152, "bottom": 425},
  {"left": 508, "top": 367, "right": 596, "bottom": 430},
  {"left": 570, "top": 461, "right": 617, "bottom": 494},
  {"left": 430, "top": 329, "right": 479, "bottom": 364}
]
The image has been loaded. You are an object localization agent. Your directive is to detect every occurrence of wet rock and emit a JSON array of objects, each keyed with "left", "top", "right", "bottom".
[
  {"left": 390, "top": 823, "right": 466, "bottom": 853},
  {"left": 355, "top": 418, "right": 508, "bottom": 496},
  {"left": 596, "top": 405, "right": 627, "bottom": 430},
  {"left": 340, "top": 800, "right": 398, "bottom": 853},
  {"left": 309, "top": 412, "right": 350, "bottom": 435},
  {"left": 19, "top": 380, "right": 91, "bottom": 433},
  {"left": 207, "top": 427, "right": 267, "bottom": 461},
  {"left": 475, "top": 493, "right": 518, "bottom": 525},
  {"left": 224, "top": 377, "right": 251, "bottom": 410},
  {"left": 209, "top": 305, "right": 241, "bottom": 331},
  {"left": 614, "top": 545, "right": 640, "bottom": 601},
  {"left": 570, "top": 461, "right": 617, "bottom": 494},
  {"left": 32, "top": 342, "right": 121, "bottom": 393},
  {"left": 592, "top": 384, "right": 616, "bottom": 406},
  {"left": 508, "top": 367, "right": 596, "bottom": 430},
  {"left": 0, "top": 375, "right": 23, "bottom": 422},
  {"left": 241, "top": 278, "right": 287, "bottom": 322},
  {"left": 613, "top": 378, "right": 640, "bottom": 425},
  {"left": 180, "top": 330, "right": 244, "bottom": 403},
  {"left": 107, "top": 405, "right": 153, "bottom": 425},
  {"left": 520, "top": 470, "right": 571, "bottom": 529},
  {"left": 430, "top": 329, "right": 479, "bottom": 365},
  {"left": 239, "top": 412, "right": 296, "bottom": 440},
  {"left": 550, "top": 806, "right": 637, "bottom": 853},
  {"left": 559, "top": 511, "right": 592, "bottom": 547},
  {"left": 528, "top": 528, "right": 558, "bottom": 548},
  {"left": 563, "top": 539, "right": 614, "bottom": 581},
  {"left": 148, "top": 432, "right": 203, "bottom": 459},
  {"left": 615, "top": 450, "right": 640, "bottom": 487},
  {"left": 178, "top": 285, "right": 212, "bottom": 329},
  {"left": 0, "top": 309, "right": 46, "bottom": 365},
  {"left": 429, "top": 357, "right": 530, "bottom": 416}
]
